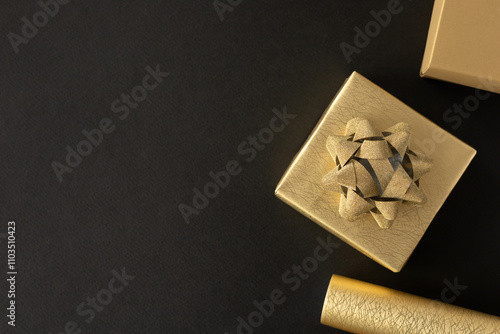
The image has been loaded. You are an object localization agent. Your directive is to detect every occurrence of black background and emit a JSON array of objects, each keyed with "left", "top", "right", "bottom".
[{"left": 1, "top": 1, "right": 499, "bottom": 333}]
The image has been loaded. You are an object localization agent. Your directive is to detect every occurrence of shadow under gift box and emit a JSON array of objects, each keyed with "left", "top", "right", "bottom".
[{"left": 275, "top": 72, "right": 476, "bottom": 272}]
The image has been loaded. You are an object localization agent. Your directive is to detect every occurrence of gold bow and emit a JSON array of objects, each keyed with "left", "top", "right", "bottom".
[{"left": 322, "top": 118, "right": 432, "bottom": 228}]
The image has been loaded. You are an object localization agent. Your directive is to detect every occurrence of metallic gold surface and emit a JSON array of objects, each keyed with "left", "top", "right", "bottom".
[
  {"left": 322, "top": 118, "right": 432, "bottom": 229},
  {"left": 275, "top": 72, "right": 476, "bottom": 272},
  {"left": 321, "top": 275, "right": 500, "bottom": 334},
  {"left": 420, "top": 0, "right": 500, "bottom": 93}
]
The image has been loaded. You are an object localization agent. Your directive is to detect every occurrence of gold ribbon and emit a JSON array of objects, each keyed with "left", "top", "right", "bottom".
[{"left": 322, "top": 118, "right": 432, "bottom": 228}]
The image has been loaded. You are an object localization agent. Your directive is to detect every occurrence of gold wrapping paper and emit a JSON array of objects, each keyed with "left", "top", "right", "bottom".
[
  {"left": 275, "top": 72, "right": 476, "bottom": 272},
  {"left": 420, "top": 0, "right": 500, "bottom": 93},
  {"left": 322, "top": 118, "right": 432, "bottom": 229},
  {"left": 321, "top": 275, "right": 500, "bottom": 334}
]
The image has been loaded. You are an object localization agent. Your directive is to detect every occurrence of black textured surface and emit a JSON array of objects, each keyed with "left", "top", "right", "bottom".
[{"left": 1, "top": 1, "right": 499, "bottom": 333}]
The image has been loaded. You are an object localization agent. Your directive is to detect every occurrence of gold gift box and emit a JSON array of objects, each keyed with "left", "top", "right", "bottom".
[
  {"left": 275, "top": 72, "right": 475, "bottom": 272},
  {"left": 421, "top": 0, "right": 500, "bottom": 93}
]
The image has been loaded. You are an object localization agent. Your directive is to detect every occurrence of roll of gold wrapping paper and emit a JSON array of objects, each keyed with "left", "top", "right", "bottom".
[{"left": 321, "top": 275, "right": 500, "bottom": 334}]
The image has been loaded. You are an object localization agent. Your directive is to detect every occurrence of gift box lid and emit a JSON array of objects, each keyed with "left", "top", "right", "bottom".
[{"left": 420, "top": 0, "right": 500, "bottom": 93}]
